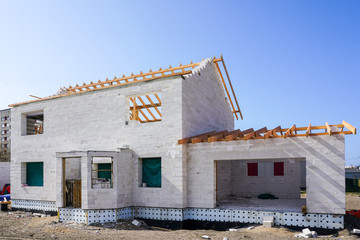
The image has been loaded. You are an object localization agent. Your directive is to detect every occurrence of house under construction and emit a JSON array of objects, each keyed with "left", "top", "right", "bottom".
[{"left": 8, "top": 56, "right": 356, "bottom": 229}]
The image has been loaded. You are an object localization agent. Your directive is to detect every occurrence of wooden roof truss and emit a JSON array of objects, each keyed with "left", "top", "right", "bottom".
[
  {"left": 178, "top": 121, "right": 356, "bottom": 144},
  {"left": 129, "top": 93, "right": 162, "bottom": 123},
  {"left": 9, "top": 56, "right": 243, "bottom": 120}
]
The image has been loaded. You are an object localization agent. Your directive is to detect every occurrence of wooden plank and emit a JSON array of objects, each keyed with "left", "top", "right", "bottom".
[
  {"left": 145, "top": 95, "right": 162, "bottom": 117},
  {"left": 220, "top": 55, "right": 243, "bottom": 120},
  {"left": 284, "top": 125, "right": 296, "bottom": 139},
  {"left": 225, "top": 129, "right": 242, "bottom": 142},
  {"left": 242, "top": 128, "right": 254, "bottom": 135},
  {"left": 326, "top": 122, "right": 332, "bottom": 136},
  {"left": 178, "top": 131, "right": 216, "bottom": 144},
  {"left": 254, "top": 127, "right": 267, "bottom": 137},
  {"left": 129, "top": 102, "right": 161, "bottom": 110},
  {"left": 208, "top": 131, "right": 229, "bottom": 143},
  {"left": 244, "top": 131, "right": 255, "bottom": 141},
  {"left": 9, "top": 70, "right": 192, "bottom": 107},
  {"left": 264, "top": 126, "right": 281, "bottom": 139},
  {"left": 214, "top": 61, "right": 238, "bottom": 120},
  {"left": 192, "top": 131, "right": 224, "bottom": 144},
  {"left": 342, "top": 120, "right": 356, "bottom": 134},
  {"left": 73, "top": 180, "right": 81, "bottom": 208},
  {"left": 306, "top": 123, "right": 311, "bottom": 137},
  {"left": 137, "top": 96, "right": 158, "bottom": 120}
]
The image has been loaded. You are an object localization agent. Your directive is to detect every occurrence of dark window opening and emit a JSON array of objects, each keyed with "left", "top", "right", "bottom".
[
  {"left": 274, "top": 162, "right": 284, "bottom": 176},
  {"left": 26, "top": 112, "right": 44, "bottom": 135},
  {"left": 91, "top": 157, "right": 113, "bottom": 189},
  {"left": 247, "top": 163, "right": 258, "bottom": 176}
]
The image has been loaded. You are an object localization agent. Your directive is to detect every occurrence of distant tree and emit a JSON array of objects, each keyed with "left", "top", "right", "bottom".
[{"left": 0, "top": 149, "right": 10, "bottom": 162}]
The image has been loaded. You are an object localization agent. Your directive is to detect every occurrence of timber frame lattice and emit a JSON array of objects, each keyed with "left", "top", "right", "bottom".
[
  {"left": 9, "top": 56, "right": 243, "bottom": 120},
  {"left": 178, "top": 121, "right": 356, "bottom": 144}
]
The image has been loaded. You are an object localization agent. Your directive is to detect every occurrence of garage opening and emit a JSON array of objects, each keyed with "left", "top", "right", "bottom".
[{"left": 216, "top": 158, "right": 306, "bottom": 212}]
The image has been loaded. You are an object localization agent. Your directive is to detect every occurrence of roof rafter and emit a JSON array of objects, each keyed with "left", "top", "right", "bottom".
[{"left": 178, "top": 121, "right": 356, "bottom": 145}]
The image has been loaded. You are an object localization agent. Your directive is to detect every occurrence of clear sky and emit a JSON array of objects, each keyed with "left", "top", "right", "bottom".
[{"left": 0, "top": 1, "right": 359, "bottom": 165}]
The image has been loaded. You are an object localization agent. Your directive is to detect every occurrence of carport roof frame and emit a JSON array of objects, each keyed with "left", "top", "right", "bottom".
[{"left": 178, "top": 121, "right": 356, "bottom": 144}]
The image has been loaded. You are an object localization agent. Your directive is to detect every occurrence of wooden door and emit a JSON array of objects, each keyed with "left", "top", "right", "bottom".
[
  {"left": 73, "top": 180, "right": 81, "bottom": 208},
  {"left": 65, "top": 180, "right": 81, "bottom": 208}
]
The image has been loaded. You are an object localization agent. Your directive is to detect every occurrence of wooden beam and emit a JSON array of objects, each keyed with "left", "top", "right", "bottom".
[
  {"left": 342, "top": 120, "right": 356, "bottom": 134},
  {"left": 29, "top": 95, "right": 42, "bottom": 99},
  {"left": 192, "top": 131, "right": 222, "bottom": 144},
  {"left": 242, "top": 128, "right": 254, "bottom": 135},
  {"left": 214, "top": 61, "right": 238, "bottom": 120},
  {"left": 208, "top": 131, "right": 229, "bottom": 143},
  {"left": 145, "top": 95, "right": 162, "bottom": 117},
  {"left": 9, "top": 70, "right": 192, "bottom": 107},
  {"left": 225, "top": 129, "right": 242, "bottom": 142},
  {"left": 325, "top": 122, "right": 332, "bottom": 136},
  {"left": 306, "top": 123, "right": 311, "bottom": 137},
  {"left": 130, "top": 102, "right": 161, "bottom": 110},
  {"left": 244, "top": 131, "right": 255, "bottom": 141},
  {"left": 284, "top": 125, "right": 296, "bottom": 139},
  {"left": 220, "top": 55, "right": 243, "bottom": 120},
  {"left": 254, "top": 127, "right": 267, "bottom": 137},
  {"left": 178, "top": 131, "right": 216, "bottom": 144},
  {"left": 264, "top": 126, "right": 281, "bottom": 139},
  {"left": 137, "top": 96, "right": 158, "bottom": 121}
]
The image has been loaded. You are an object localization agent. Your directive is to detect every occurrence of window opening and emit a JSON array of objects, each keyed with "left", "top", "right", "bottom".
[
  {"left": 247, "top": 163, "right": 258, "bottom": 176},
  {"left": 26, "top": 162, "right": 44, "bottom": 186},
  {"left": 142, "top": 158, "right": 161, "bottom": 187},
  {"left": 129, "top": 93, "right": 161, "bottom": 123},
  {"left": 26, "top": 112, "right": 44, "bottom": 135},
  {"left": 91, "top": 157, "right": 113, "bottom": 189}
]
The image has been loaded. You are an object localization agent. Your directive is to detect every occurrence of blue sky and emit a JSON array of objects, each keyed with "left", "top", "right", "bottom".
[{"left": 0, "top": 1, "right": 359, "bottom": 165}]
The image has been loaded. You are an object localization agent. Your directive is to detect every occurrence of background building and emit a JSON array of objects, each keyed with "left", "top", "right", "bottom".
[{"left": 0, "top": 108, "right": 11, "bottom": 162}]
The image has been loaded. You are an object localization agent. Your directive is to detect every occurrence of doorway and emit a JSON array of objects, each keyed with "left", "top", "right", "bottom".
[{"left": 63, "top": 158, "right": 82, "bottom": 208}]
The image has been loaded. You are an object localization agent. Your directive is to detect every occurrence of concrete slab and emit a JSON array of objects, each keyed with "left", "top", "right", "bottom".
[{"left": 217, "top": 198, "right": 306, "bottom": 212}]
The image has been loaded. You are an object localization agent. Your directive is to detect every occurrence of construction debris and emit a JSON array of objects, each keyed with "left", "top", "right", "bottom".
[
  {"left": 294, "top": 228, "right": 317, "bottom": 238},
  {"left": 131, "top": 219, "right": 141, "bottom": 227},
  {"left": 263, "top": 216, "right": 274, "bottom": 228}
]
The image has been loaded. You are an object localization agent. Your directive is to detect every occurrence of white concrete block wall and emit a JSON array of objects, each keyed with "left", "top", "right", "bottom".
[
  {"left": 11, "top": 75, "right": 185, "bottom": 208},
  {"left": 181, "top": 58, "right": 234, "bottom": 138},
  {"left": 0, "top": 162, "right": 10, "bottom": 190},
  {"left": 216, "top": 160, "right": 232, "bottom": 201},
  {"left": 230, "top": 159, "right": 301, "bottom": 199},
  {"left": 187, "top": 135, "right": 345, "bottom": 214}
]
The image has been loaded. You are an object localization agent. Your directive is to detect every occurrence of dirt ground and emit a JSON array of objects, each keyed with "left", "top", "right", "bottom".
[
  {"left": 346, "top": 192, "right": 360, "bottom": 211},
  {"left": 0, "top": 194, "right": 358, "bottom": 240}
]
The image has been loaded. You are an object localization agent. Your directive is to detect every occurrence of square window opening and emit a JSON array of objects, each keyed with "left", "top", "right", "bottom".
[
  {"left": 129, "top": 93, "right": 161, "bottom": 123},
  {"left": 26, "top": 112, "right": 44, "bottom": 135},
  {"left": 91, "top": 157, "right": 113, "bottom": 189},
  {"left": 22, "top": 162, "right": 44, "bottom": 186},
  {"left": 141, "top": 157, "right": 161, "bottom": 188}
]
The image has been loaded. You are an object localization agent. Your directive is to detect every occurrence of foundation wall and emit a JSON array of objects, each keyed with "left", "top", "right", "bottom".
[{"left": 187, "top": 135, "right": 345, "bottom": 214}]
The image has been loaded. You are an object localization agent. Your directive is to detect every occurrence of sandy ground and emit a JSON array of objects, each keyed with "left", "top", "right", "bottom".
[
  {"left": 0, "top": 194, "right": 358, "bottom": 240},
  {"left": 346, "top": 192, "right": 360, "bottom": 211}
]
